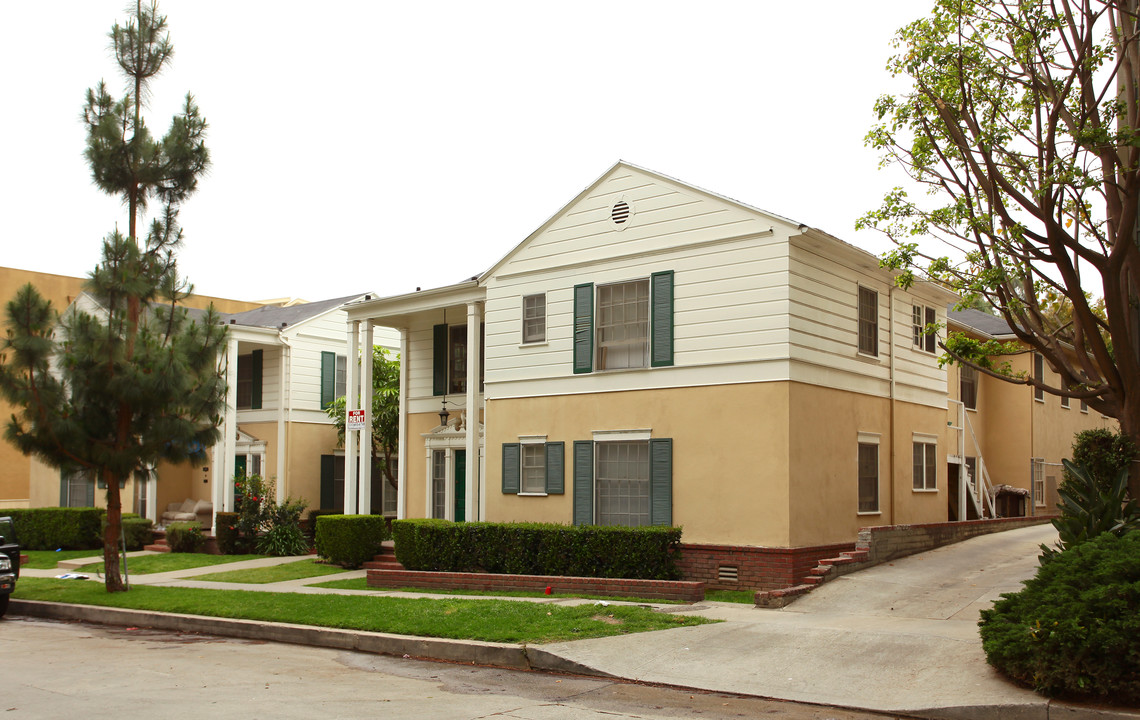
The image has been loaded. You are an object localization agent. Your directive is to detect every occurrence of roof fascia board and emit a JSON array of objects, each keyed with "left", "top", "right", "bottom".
[{"left": 346, "top": 281, "right": 484, "bottom": 324}]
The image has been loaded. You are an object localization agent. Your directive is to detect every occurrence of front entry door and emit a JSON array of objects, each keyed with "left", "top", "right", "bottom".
[{"left": 454, "top": 450, "right": 466, "bottom": 522}]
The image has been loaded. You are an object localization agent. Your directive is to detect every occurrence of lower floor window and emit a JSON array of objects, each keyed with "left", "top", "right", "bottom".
[
  {"left": 522, "top": 444, "right": 546, "bottom": 494},
  {"left": 60, "top": 469, "right": 95, "bottom": 507},
  {"left": 858, "top": 442, "right": 878, "bottom": 513},
  {"left": 596, "top": 441, "right": 650, "bottom": 527},
  {"left": 913, "top": 440, "right": 937, "bottom": 490},
  {"left": 431, "top": 449, "right": 447, "bottom": 519}
]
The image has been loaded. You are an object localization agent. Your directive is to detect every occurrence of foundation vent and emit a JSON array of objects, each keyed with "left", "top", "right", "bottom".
[{"left": 717, "top": 565, "right": 739, "bottom": 582}]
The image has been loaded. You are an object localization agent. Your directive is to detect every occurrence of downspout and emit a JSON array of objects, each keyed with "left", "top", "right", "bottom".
[
  {"left": 278, "top": 332, "right": 293, "bottom": 505},
  {"left": 889, "top": 285, "right": 897, "bottom": 523}
]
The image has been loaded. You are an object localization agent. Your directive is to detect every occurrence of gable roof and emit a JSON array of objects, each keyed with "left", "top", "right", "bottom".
[
  {"left": 947, "top": 307, "right": 1018, "bottom": 338},
  {"left": 220, "top": 293, "right": 369, "bottom": 329}
]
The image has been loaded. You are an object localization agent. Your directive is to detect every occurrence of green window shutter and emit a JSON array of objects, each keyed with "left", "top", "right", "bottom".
[
  {"left": 573, "top": 283, "right": 594, "bottom": 374},
  {"left": 502, "top": 443, "right": 521, "bottom": 494},
  {"left": 320, "top": 455, "right": 335, "bottom": 510},
  {"left": 651, "top": 270, "right": 674, "bottom": 367},
  {"left": 251, "top": 349, "right": 263, "bottom": 410},
  {"left": 59, "top": 472, "right": 68, "bottom": 507},
  {"left": 432, "top": 323, "right": 448, "bottom": 396},
  {"left": 85, "top": 475, "right": 95, "bottom": 507},
  {"left": 572, "top": 440, "right": 594, "bottom": 525},
  {"left": 649, "top": 438, "right": 672, "bottom": 526},
  {"left": 545, "top": 441, "right": 565, "bottom": 494},
  {"left": 320, "top": 351, "right": 335, "bottom": 409}
]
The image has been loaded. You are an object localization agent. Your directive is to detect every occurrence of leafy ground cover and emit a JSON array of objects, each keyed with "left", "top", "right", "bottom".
[
  {"left": 193, "top": 559, "right": 350, "bottom": 584},
  {"left": 77, "top": 553, "right": 265, "bottom": 575},
  {"left": 14, "top": 578, "right": 715, "bottom": 643}
]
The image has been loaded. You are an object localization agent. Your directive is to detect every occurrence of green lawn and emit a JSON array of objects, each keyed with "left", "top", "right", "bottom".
[
  {"left": 193, "top": 559, "right": 351, "bottom": 584},
  {"left": 77, "top": 553, "right": 265, "bottom": 575},
  {"left": 21, "top": 550, "right": 106, "bottom": 570},
  {"left": 704, "top": 589, "right": 756, "bottom": 604},
  {"left": 13, "top": 578, "right": 715, "bottom": 644},
  {"left": 310, "top": 577, "right": 685, "bottom": 604}
]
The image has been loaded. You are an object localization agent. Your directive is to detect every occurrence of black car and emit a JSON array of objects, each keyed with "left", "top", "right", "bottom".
[{"left": 0, "top": 516, "right": 18, "bottom": 617}]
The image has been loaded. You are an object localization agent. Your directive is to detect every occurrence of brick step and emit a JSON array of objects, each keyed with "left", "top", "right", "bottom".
[
  {"left": 841, "top": 549, "right": 870, "bottom": 562},
  {"left": 144, "top": 531, "right": 170, "bottom": 553},
  {"left": 818, "top": 555, "right": 857, "bottom": 567},
  {"left": 754, "top": 584, "right": 813, "bottom": 608},
  {"left": 362, "top": 559, "right": 404, "bottom": 570}
]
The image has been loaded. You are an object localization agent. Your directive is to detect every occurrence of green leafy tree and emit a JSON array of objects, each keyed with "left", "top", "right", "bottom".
[
  {"left": 0, "top": 1, "right": 225, "bottom": 592},
  {"left": 325, "top": 347, "right": 400, "bottom": 503},
  {"left": 860, "top": 0, "right": 1140, "bottom": 495}
]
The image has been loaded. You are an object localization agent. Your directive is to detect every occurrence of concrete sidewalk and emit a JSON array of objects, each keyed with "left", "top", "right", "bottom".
[{"left": 14, "top": 525, "right": 1140, "bottom": 720}]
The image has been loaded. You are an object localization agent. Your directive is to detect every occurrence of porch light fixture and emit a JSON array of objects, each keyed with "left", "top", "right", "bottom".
[{"left": 439, "top": 402, "right": 449, "bottom": 427}]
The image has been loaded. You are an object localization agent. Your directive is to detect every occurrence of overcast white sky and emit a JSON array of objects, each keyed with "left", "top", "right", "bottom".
[{"left": 1, "top": 2, "right": 926, "bottom": 304}]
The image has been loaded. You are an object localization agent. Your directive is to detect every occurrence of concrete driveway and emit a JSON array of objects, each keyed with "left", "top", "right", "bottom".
[{"left": 540, "top": 523, "right": 1063, "bottom": 720}]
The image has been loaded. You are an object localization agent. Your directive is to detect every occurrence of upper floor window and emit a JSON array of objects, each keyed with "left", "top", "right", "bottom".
[
  {"left": 960, "top": 364, "right": 978, "bottom": 410},
  {"left": 237, "top": 350, "right": 263, "bottom": 410},
  {"left": 320, "top": 352, "right": 346, "bottom": 410},
  {"left": 912, "top": 304, "right": 936, "bottom": 353},
  {"left": 1033, "top": 353, "right": 1045, "bottom": 402},
  {"left": 432, "top": 323, "right": 484, "bottom": 396},
  {"left": 857, "top": 287, "right": 878, "bottom": 356},
  {"left": 522, "top": 294, "right": 546, "bottom": 344},
  {"left": 573, "top": 271, "right": 674, "bottom": 374}
]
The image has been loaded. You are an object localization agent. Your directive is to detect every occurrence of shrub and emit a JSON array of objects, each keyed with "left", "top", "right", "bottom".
[
  {"left": 118, "top": 515, "right": 154, "bottom": 551},
  {"left": 1042, "top": 460, "right": 1140, "bottom": 560},
  {"left": 1068, "top": 428, "right": 1138, "bottom": 493},
  {"left": 4, "top": 508, "right": 103, "bottom": 550},
  {"left": 258, "top": 498, "right": 308, "bottom": 556},
  {"left": 980, "top": 531, "right": 1140, "bottom": 703},
  {"left": 390, "top": 520, "right": 682, "bottom": 579},
  {"left": 214, "top": 512, "right": 240, "bottom": 554},
  {"left": 304, "top": 509, "right": 341, "bottom": 544},
  {"left": 165, "top": 521, "right": 205, "bottom": 553},
  {"left": 315, "top": 515, "right": 389, "bottom": 568}
]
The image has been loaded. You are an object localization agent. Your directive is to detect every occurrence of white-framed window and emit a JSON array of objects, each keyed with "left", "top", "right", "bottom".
[
  {"left": 857, "top": 287, "right": 878, "bottom": 356},
  {"left": 335, "top": 354, "right": 347, "bottom": 400},
  {"left": 912, "top": 304, "right": 937, "bottom": 353},
  {"left": 960, "top": 364, "right": 978, "bottom": 410},
  {"left": 912, "top": 435, "right": 937, "bottom": 491},
  {"left": 595, "top": 440, "right": 651, "bottom": 527},
  {"left": 857, "top": 433, "right": 880, "bottom": 514},
  {"left": 1032, "top": 459, "right": 1045, "bottom": 507},
  {"left": 1061, "top": 393, "right": 1070, "bottom": 409},
  {"left": 597, "top": 279, "right": 650, "bottom": 370},
  {"left": 522, "top": 294, "right": 546, "bottom": 344},
  {"left": 1033, "top": 353, "right": 1045, "bottom": 402},
  {"left": 1081, "top": 399, "right": 1089, "bottom": 413},
  {"left": 431, "top": 449, "right": 447, "bottom": 519},
  {"left": 521, "top": 443, "right": 546, "bottom": 494}
]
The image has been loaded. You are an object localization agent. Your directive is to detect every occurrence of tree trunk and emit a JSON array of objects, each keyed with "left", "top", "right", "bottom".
[{"left": 102, "top": 468, "right": 125, "bottom": 592}]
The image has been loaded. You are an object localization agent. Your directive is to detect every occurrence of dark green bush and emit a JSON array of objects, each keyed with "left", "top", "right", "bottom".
[
  {"left": 1068, "top": 428, "right": 1138, "bottom": 493},
  {"left": 391, "top": 520, "right": 682, "bottom": 579},
  {"left": 258, "top": 498, "right": 308, "bottom": 556},
  {"left": 118, "top": 515, "right": 154, "bottom": 551},
  {"left": 4, "top": 508, "right": 103, "bottom": 550},
  {"left": 314, "top": 515, "right": 389, "bottom": 568},
  {"left": 214, "top": 512, "right": 240, "bottom": 554},
  {"left": 980, "top": 531, "right": 1140, "bottom": 703},
  {"left": 304, "top": 509, "right": 342, "bottom": 544},
  {"left": 165, "top": 521, "right": 205, "bottom": 553}
]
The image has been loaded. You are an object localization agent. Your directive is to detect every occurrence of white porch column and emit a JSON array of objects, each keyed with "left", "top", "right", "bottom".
[
  {"left": 222, "top": 336, "right": 239, "bottom": 512},
  {"left": 465, "top": 302, "right": 481, "bottom": 521},
  {"left": 396, "top": 328, "right": 409, "bottom": 520},
  {"left": 359, "top": 321, "right": 374, "bottom": 514},
  {"left": 145, "top": 474, "right": 157, "bottom": 523},
  {"left": 345, "top": 321, "right": 360, "bottom": 514},
  {"left": 275, "top": 341, "right": 288, "bottom": 504}
]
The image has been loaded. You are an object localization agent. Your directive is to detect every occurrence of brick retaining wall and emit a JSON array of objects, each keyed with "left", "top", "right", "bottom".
[
  {"left": 675, "top": 542, "right": 854, "bottom": 591},
  {"left": 366, "top": 569, "right": 704, "bottom": 602}
]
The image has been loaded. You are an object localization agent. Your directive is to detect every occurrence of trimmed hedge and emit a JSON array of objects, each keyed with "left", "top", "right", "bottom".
[
  {"left": 165, "top": 522, "right": 205, "bottom": 553},
  {"left": 114, "top": 514, "right": 154, "bottom": 551},
  {"left": 979, "top": 531, "right": 1140, "bottom": 703},
  {"left": 2, "top": 508, "right": 104, "bottom": 550},
  {"left": 315, "top": 515, "right": 390, "bottom": 568},
  {"left": 391, "top": 520, "right": 682, "bottom": 580},
  {"left": 214, "top": 511, "right": 241, "bottom": 554}
]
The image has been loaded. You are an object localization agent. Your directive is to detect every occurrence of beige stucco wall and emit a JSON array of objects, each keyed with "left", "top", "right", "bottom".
[
  {"left": 479, "top": 384, "right": 793, "bottom": 547},
  {"left": 787, "top": 383, "right": 949, "bottom": 546},
  {"left": 403, "top": 413, "right": 440, "bottom": 520}
]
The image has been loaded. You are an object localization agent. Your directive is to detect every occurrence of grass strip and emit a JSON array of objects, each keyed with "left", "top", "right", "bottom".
[
  {"left": 193, "top": 560, "right": 351, "bottom": 584},
  {"left": 77, "top": 553, "right": 266, "bottom": 575},
  {"left": 21, "top": 550, "right": 105, "bottom": 569},
  {"left": 704, "top": 589, "right": 756, "bottom": 604},
  {"left": 310, "top": 577, "right": 685, "bottom": 604},
  {"left": 14, "top": 578, "right": 715, "bottom": 644}
]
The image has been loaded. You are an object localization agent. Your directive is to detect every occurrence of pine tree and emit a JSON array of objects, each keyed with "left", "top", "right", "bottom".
[{"left": 0, "top": 1, "right": 226, "bottom": 592}]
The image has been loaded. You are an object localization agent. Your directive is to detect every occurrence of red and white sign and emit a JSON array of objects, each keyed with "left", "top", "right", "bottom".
[{"left": 346, "top": 409, "right": 366, "bottom": 430}]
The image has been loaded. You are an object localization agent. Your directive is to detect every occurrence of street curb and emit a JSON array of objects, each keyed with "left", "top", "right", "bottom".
[{"left": 9, "top": 599, "right": 610, "bottom": 677}]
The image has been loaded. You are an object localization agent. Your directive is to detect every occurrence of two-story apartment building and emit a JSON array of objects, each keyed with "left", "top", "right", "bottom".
[
  {"left": 344, "top": 162, "right": 973, "bottom": 589},
  {"left": 30, "top": 291, "right": 398, "bottom": 527}
]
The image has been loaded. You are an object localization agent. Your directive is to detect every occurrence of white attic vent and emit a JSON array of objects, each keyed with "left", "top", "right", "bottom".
[{"left": 610, "top": 199, "right": 632, "bottom": 229}]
